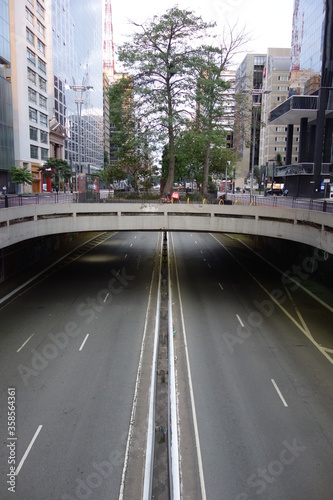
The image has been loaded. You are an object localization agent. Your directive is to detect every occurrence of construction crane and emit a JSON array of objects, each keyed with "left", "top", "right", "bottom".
[{"left": 103, "top": 0, "right": 115, "bottom": 75}]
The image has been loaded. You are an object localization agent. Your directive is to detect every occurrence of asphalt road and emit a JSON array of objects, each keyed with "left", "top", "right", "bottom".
[
  {"left": 0, "top": 231, "right": 159, "bottom": 500},
  {"left": 172, "top": 231, "right": 333, "bottom": 500},
  {"left": 1, "top": 230, "right": 333, "bottom": 500}
]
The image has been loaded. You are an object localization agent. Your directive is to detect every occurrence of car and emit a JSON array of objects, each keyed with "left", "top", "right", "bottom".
[{"left": 266, "top": 188, "right": 283, "bottom": 196}]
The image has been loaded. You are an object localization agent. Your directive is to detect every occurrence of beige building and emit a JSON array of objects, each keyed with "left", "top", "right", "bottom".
[{"left": 259, "top": 48, "right": 299, "bottom": 179}]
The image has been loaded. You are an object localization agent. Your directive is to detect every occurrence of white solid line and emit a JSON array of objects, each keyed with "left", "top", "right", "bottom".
[
  {"left": 271, "top": 379, "right": 288, "bottom": 407},
  {"left": 119, "top": 235, "right": 160, "bottom": 500},
  {"left": 0, "top": 232, "right": 116, "bottom": 307},
  {"left": 210, "top": 233, "right": 333, "bottom": 366},
  {"left": 79, "top": 334, "right": 89, "bottom": 351},
  {"left": 125, "top": 254, "right": 128, "bottom": 259},
  {"left": 219, "top": 283, "right": 224, "bottom": 290},
  {"left": 171, "top": 233, "right": 207, "bottom": 500},
  {"left": 15, "top": 425, "right": 43, "bottom": 476},
  {"left": 104, "top": 292, "right": 109, "bottom": 303},
  {"left": 236, "top": 314, "right": 244, "bottom": 327},
  {"left": 17, "top": 334, "right": 34, "bottom": 353},
  {"left": 207, "top": 263, "right": 211, "bottom": 269}
]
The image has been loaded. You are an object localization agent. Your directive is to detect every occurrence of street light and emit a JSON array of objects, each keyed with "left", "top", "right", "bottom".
[
  {"left": 65, "top": 79, "right": 94, "bottom": 181},
  {"left": 248, "top": 88, "right": 271, "bottom": 201}
]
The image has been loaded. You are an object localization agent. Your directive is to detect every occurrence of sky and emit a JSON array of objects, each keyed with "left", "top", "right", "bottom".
[{"left": 111, "top": 0, "right": 294, "bottom": 69}]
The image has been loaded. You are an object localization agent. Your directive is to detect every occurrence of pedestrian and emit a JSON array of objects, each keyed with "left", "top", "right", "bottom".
[{"left": 2, "top": 184, "right": 6, "bottom": 196}]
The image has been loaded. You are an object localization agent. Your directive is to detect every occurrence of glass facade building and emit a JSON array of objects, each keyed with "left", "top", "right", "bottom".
[
  {"left": 0, "top": 0, "right": 14, "bottom": 189},
  {"left": 47, "top": 0, "right": 104, "bottom": 175},
  {"left": 290, "top": 0, "right": 326, "bottom": 94},
  {"left": 269, "top": 0, "right": 333, "bottom": 198}
]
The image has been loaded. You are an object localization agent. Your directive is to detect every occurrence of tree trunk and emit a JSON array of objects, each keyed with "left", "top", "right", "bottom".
[
  {"left": 163, "top": 124, "right": 175, "bottom": 195},
  {"left": 203, "top": 142, "right": 210, "bottom": 199}
]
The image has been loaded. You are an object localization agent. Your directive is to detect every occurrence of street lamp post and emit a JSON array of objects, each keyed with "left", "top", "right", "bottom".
[
  {"left": 246, "top": 88, "right": 271, "bottom": 201},
  {"left": 65, "top": 79, "right": 93, "bottom": 178}
]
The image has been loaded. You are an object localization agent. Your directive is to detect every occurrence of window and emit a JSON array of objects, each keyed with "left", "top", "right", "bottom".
[
  {"left": 26, "top": 7, "right": 34, "bottom": 25},
  {"left": 278, "top": 76, "right": 289, "bottom": 81},
  {"left": 29, "top": 107, "right": 38, "bottom": 123},
  {"left": 36, "top": 1, "right": 45, "bottom": 19},
  {"left": 30, "top": 145, "right": 38, "bottom": 159},
  {"left": 37, "top": 20, "right": 45, "bottom": 38},
  {"left": 278, "top": 86, "right": 289, "bottom": 91},
  {"left": 27, "top": 48, "right": 36, "bottom": 66},
  {"left": 39, "top": 94, "right": 47, "bottom": 109},
  {"left": 38, "top": 58, "right": 46, "bottom": 73},
  {"left": 41, "top": 148, "right": 49, "bottom": 160},
  {"left": 275, "top": 127, "right": 287, "bottom": 132},
  {"left": 28, "top": 87, "right": 37, "bottom": 103},
  {"left": 37, "top": 39, "right": 45, "bottom": 56},
  {"left": 28, "top": 68, "right": 36, "bottom": 84},
  {"left": 40, "top": 112, "right": 48, "bottom": 126},
  {"left": 26, "top": 28, "right": 34, "bottom": 45},
  {"left": 30, "top": 126, "right": 38, "bottom": 141},
  {"left": 275, "top": 136, "right": 287, "bottom": 142},
  {"left": 39, "top": 76, "right": 46, "bottom": 91},
  {"left": 40, "top": 131, "right": 48, "bottom": 144}
]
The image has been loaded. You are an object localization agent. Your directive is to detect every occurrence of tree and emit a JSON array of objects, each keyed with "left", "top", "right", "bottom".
[
  {"left": 101, "top": 164, "right": 126, "bottom": 189},
  {"left": 39, "top": 158, "right": 71, "bottom": 190},
  {"left": 118, "top": 7, "right": 215, "bottom": 195},
  {"left": 109, "top": 76, "right": 154, "bottom": 192},
  {"left": 10, "top": 166, "right": 32, "bottom": 193}
]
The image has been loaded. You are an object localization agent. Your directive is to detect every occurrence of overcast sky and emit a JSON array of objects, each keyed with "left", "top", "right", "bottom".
[{"left": 111, "top": 0, "right": 294, "bottom": 68}]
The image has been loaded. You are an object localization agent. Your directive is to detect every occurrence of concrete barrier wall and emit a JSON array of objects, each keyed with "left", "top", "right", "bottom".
[{"left": 0, "top": 203, "right": 332, "bottom": 254}]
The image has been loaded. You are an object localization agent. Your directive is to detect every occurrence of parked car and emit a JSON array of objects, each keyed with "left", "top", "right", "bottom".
[{"left": 266, "top": 188, "right": 283, "bottom": 196}]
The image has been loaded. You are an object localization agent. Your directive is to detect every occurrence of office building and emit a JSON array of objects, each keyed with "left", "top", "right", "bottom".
[
  {"left": 234, "top": 54, "right": 266, "bottom": 186},
  {"left": 9, "top": 0, "right": 50, "bottom": 193},
  {"left": 269, "top": 0, "right": 333, "bottom": 198},
  {"left": 259, "top": 48, "right": 299, "bottom": 185},
  {"left": 8, "top": 0, "right": 103, "bottom": 194},
  {"left": 0, "top": 0, "right": 14, "bottom": 192},
  {"left": 47, "top": 0, "right": 104, "bottom": 183}
]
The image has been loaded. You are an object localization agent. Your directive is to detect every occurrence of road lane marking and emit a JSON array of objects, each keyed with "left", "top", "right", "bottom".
[
  {"left": 210, "top": 234, "right": 333, "bottom": 366},
  {"left": 119, "top": 234, "right": 159, "bottom": 500},
  {"left": 236, "top": 314, "right": 244, "bottom": 327},
  {"left": 219, "top": 283, "right": 224, "bottom": 291},
  {"left": 15, "top": 425, "right": 43, "bottom": 476},
  {"left": 271, "top": 379, "right": 288, "bottom": 407},
  {"left": 79, "top": 334, "right": 89, "bottom": 351},
  {"left": 125, "top": 254, "right": 128, "bottom": 259},
  {"left": 130, "top": 243, "right": 133, "bottom": 247},
  {"left": 207, "top": 263, "right": 211, "bottom": 269},
  {"left": 234, "top": 237, "right": 333, "bottom": 314},
  {"left": 171, "top": 233, "right": 207, "bottom": 500},
  {"left": 104, "top": 292, "right": 109, "bottom": 303},
  {"left": 17, "top": 334, "right": 34, "bottom": 352}
]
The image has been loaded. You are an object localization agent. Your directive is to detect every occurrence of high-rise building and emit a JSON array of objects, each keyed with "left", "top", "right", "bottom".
[
  {"left": 47, "top": 0, "right": 104, "bottom": 182},
  {"left": 234, "top": 54, "right": 266, "bottom": 186},
  {"left": 9, "top": 0, "right": 50, "bottom": 193},
  {"left": 269, "top": 0, "right": 333, "bottom": 198},
  {"left": 0, "top": 0, "right": 14, "bottom": 192},
  {"left": 259, "top": 48, "right": 299, "bottom": 180},
  {"left": 8, "top": 0, "right": 103, "bottom": 193}
]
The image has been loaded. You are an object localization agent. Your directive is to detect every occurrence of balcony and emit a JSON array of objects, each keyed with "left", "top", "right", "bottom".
[
  {"left": 269, "top": 95, "right": 318, "bottom": 125},
  {"left": 275, "top": 163, "right": 314, "bottom": 176}
]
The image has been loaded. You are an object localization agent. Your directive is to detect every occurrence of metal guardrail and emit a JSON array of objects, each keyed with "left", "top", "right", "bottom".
[{"left": 1, "top": 192, "right": 332, "bottom": 213}]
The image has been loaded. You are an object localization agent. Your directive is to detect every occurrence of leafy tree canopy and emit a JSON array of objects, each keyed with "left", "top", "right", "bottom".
[{"left": 10, "top": 166, "right": 32, "bottom": 185}]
